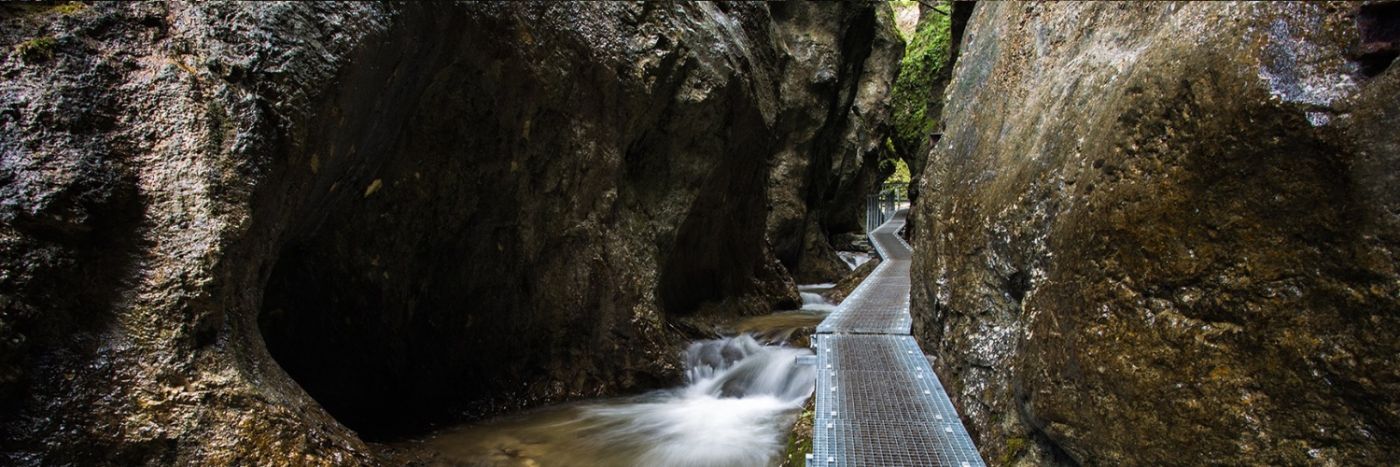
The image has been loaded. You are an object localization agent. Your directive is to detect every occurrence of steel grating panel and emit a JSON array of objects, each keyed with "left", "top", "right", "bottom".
[
  {"left": 810, "top": 210, "right": 985, "bottom": 466},
  {"left": 817, "top": 211, "right": 915, "bottom": 335},
  {"left": 811, "top": 335, "right": 984, "bottom": 467},
  {"left": 815, "top": 262, "right": 912, "bottom": 335}
]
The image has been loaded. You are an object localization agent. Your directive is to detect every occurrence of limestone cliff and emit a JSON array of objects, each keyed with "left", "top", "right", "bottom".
[
  {"left": 0, "top": 2, "right": 896, "bottom": 464},
  {"left": 765, "top": 2, "right": 903, "bottom": 284},
  {"left": 912, "top": 2, "right": 1399, "bottom": 465}
]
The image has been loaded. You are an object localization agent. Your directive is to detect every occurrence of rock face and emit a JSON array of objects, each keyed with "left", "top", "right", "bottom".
[
  {"left": 0, "top": 2, "right": 897, "bottom": 464},
  {"left": 911, "top": 2, "right": 1400, "bottom": 465},
  {"left": 765, "top": 2, "right": 903, "bottom": 284}
]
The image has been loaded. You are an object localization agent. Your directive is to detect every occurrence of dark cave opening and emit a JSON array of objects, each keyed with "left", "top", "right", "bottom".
[
  {"left": 1357, "top": 2, "right": 1400, "bottom": 77},
  {"left": 254, "top": 155, "right": 538, "bottom": 441},
  {"left": 252, "top": 123, "right": 563, "bottom": 440},
  {"left": 247, "top": 8, "right": 546, "bottom": 439}
]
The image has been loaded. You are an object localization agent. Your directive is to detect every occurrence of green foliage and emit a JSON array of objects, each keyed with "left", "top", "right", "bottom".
[
  {"left": 14, "top": 36, "right": 56, "bottom": 63},
  {"left": 889, "top": 158, "right": 911, "bottom": 185},
  {"left": 879, "top": 156, "right": 912, "bottom": 197},
  {"left": 877, "top": 156, "right": 910, "bottom": 183},
  {"left": 889, "top": 9, "right": 952, "bottom": 155}
]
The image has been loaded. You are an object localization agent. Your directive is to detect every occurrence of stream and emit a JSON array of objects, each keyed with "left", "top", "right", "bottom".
[{"left": 394, "top": 289, "right": 840, "bottom": 466}]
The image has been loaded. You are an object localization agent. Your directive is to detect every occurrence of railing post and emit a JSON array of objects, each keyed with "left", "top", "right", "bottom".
[{"left": 866, "top": 195, "right": 873, "bottom": 233}]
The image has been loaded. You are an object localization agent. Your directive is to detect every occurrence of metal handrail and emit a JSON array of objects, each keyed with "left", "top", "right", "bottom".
[{"left": 865, "top": 182, "right": 910, "bottom": 233}]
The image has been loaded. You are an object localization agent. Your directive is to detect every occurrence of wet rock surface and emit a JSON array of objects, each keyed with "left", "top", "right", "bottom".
[
  {"left": 0, "top": 2, "right": 899, "bottom": 464},
  {"left": 911, "top": 2, "right": 1399, "bottom": 465},
  {"left": 764, "top": 2, "right": 903, "bottom": 284},
  {"left": 823, "top": 258, "right": 881, "bottom": 306}
]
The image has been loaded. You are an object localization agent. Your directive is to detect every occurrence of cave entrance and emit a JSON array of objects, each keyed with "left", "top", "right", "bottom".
[
  {"left": 256, "top": 183, "right": 538, "bottom": 441},
  {"left": 240, "top": 3, "right": 577, "bottom": 438},
  {"left": 253, "top": 126, "right": 544, "bottom": 441}
]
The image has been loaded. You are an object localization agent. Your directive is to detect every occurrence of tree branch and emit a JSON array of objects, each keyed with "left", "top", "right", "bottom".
[{"left": 916, "top": 0, "right": 949, "bottom": 16}]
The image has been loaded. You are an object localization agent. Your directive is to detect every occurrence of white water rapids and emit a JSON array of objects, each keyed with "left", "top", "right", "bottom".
[
  {"left": 404, "top": 335, "right": 815, "bottom": 466},
  {"left": 798, "top": 283, "right": 838, "bottom": 313}
]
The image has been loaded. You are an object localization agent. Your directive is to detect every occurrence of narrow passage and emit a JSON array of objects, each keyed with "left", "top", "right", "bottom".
[{"left": 811, "top": 210, "right": 985, "bottom": 466}]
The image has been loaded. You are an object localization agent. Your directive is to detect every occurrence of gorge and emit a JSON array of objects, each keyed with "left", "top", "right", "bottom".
[{"left": 2, "top": 1, "right": 1397, "bottom": 466}]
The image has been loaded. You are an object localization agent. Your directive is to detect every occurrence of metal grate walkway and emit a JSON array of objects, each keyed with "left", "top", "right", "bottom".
[{"left": 809, "top": 210, "right": 985, "bottom": 466}]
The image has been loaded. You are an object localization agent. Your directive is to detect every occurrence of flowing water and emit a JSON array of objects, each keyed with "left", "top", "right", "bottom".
[
  {"left": 836, "top": 251, "right": 871, "bottom": 270},
  {"left": 395, "top": 287, "right": 844, "bottom": 466},
  {"left": 726, "top": 285, "right": 834, "bottom": 344},
  {"left": 797, "top": 283, "right": 837, "bottom": 313},
  {"left": 397, "top": 335, "right": 816, "bottom": 467}
]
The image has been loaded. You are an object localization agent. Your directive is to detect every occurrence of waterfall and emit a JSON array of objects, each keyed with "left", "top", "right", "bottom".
[{"left": 799, "top": 284, "right": 837, "bottom": 313}]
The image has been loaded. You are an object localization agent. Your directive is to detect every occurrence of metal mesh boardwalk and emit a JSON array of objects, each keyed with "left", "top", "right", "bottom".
[{"left": 810, "top": 210, "right": 985, "bottom": 466}]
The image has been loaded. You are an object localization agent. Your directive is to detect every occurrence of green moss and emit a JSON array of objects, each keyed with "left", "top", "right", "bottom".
[
  {"left": 14, "top": 36, "right": 56, "bottom": 63},
  {"left": 889, "top": 10, "right": 953, "bottom": 155},
  {"left": 779, "top": 403, "right": 814, "bottom": 466},
  {"left": 1, "top": 1, "right": 86, "bottom": 18},
  {"left": 1001, "top": 437, "right": 1028, "bottom": 464},
  {"left": 50, "top": 2, "right": 86, "bottom": 15},
  {"left": 205, "top": 101, "right": 227, "bottom": 153}
]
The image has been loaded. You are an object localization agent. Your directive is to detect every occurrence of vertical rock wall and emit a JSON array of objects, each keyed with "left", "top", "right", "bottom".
[
  {"left": 912, "top": 2, "right": 1399, "bottom": 465},
  {"left": 765, "top": 2, "right": 903, "bottom": 284},
  {"left": 0, "top": 2, "right": 900, "bottom": 464}
]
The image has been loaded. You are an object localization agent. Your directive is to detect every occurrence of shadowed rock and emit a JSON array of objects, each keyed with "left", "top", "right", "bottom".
[
  {"left": 0, "top": 2, "right": 898, "bottom": 464},
  {"left": 764, "top": 2, "right": 903, "bottom": 285}
]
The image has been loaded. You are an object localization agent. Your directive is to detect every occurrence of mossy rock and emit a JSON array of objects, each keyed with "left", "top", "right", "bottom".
[
  {"left": 889, "top": 10, "right": 951, "bottom": 154},
  {"left": 14, "top": 36, "right": 56, "bottom": 63}
]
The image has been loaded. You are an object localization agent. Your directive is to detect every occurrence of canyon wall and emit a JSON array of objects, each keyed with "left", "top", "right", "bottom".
[
  {"left": 765, "top": 2, "right": 903, "bottom": 284},
  {"left": 911, "top": 2, "right": 1399, "bottom": 465},
  {"left": 0, "top": 2, "right": 898, "bottom": 464}
]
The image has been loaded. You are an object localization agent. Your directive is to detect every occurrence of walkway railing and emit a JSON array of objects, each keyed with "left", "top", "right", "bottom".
[{"left": 865, "top": 182, "right": 910, "bottom": 234}]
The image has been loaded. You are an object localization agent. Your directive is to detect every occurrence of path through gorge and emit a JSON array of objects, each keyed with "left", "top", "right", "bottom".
[{"left": 2, "top": 2, "right": 1398, "bottom": 466}]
